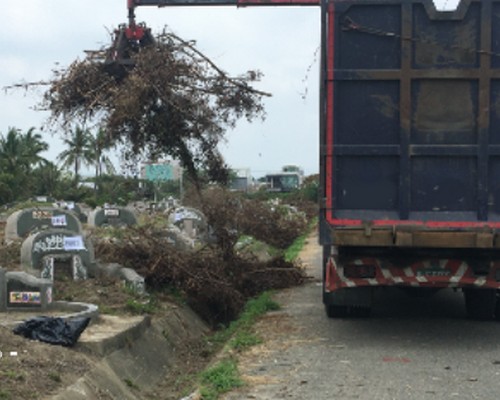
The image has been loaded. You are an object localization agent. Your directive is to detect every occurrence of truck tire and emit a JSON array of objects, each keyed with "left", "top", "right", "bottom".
[
  {"left": 495, "top": 291, "right": 500, "bottom": 321},
  {"left": 322, "top": 245, "right": 331, "bottom": 304},
  {"left": 324, "top": 288, "right": 372, "bottom": 318},
  {"left": 463, "top": 288, "right": 496, "bottom": 320},
  {"left": 325, "top": 304, "right": 348, "bottom": 318},
  {"left": 325, "top": 304, "right": 371, "bottom": 318}
]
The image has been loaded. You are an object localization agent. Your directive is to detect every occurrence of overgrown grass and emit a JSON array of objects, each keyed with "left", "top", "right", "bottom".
[
  {"left": 229, "top": 331, "right": 262, "bottom": 351},
  {"left": 195, "top": 220, "right": 316, "bottom": 397},
  {"left": 125, "top": 296, "right": 158, "bottom": 314},
  {"left": 199, "top": 359, "right": 243, "bottom": 400},
  {"left": 195, "top": 292, "right": 280, "bottom": 399},
  {"left": 284, "top": 217, "right": 318, "bottom": 262},
  {"left": 209, "top": 291, "right": 280, "bottom": 346}
]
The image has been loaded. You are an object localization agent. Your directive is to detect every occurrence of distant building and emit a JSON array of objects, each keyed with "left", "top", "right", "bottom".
[
  {"left": 230, "top": 168, "right": 253, "bottom": 192},
  {"left": 265, "top": 165, "right": 304, "bottom": 192}
]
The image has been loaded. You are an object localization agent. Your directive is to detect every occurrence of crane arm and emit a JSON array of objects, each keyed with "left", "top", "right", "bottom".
[
  {"left": 130, "top": 0, "right": 320, "bottom": 8},
  {"left": 113, "top": 0, "right": 319, "bottom": 66}
]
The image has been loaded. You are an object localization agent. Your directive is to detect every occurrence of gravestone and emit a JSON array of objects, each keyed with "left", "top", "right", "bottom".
[
  {"left": 87, "top": 207, "right": 138, "bottom": 227},
  {"left": 169, "top": 207, "right": 208, "bottom": 242},
  {"left": 55, "top": 201, "right": 88, "bottom": 223},
  {"left": 0, "top": 267, "right": 5, "bottom": 311},
  {"left": 4, "top": 207, "right": 83, "bottom": 243},
  {"left": 20, "top": 229, "right": 95, "bottom": 280},
  {"left": 97, "top": 262, "right": 146, "bottom": 295},
  {"left": 0, "top": 268, "right": 53, "bottom": 311},
  {"left": 40, "top": 254, "right": 88, "bottom": 281}
]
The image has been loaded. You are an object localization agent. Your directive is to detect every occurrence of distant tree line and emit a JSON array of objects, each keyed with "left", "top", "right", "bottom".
[{"left": 0, "top": 125, "right": 138, "bottom": 207}]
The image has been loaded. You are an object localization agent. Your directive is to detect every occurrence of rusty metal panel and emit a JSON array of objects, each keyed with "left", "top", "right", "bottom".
[{"left": 322, "top": 0, "right": 500, "bottom": 235}]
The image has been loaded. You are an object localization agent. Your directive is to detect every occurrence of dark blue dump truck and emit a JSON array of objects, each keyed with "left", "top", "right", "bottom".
[
  {"left": 320, "top": 0, "right": 500, "bottom": 319},
  {"left": 129, "top": 0, "right": 500, "bottom": 318}
]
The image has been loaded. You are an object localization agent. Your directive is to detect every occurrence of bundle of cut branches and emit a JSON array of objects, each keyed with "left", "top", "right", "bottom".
[{"left": 13, "top": 29, "right": 270, "bottom": 183}]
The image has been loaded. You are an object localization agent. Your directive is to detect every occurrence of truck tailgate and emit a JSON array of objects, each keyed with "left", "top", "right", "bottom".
[{"left": 322, "top": 0, "right": 500, "bottom": 238}]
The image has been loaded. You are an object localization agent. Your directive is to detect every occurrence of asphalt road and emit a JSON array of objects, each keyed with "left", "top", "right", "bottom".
[{"left": 224, "top": 235, "right": 500, "bottom": 400}]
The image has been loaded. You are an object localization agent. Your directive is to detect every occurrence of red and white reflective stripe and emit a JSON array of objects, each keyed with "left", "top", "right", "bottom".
[
  {"left": 325, "top": 256, "right": 500, "bottom": 291},
  {"left": 449, "top": 262, "right": 468, "bottom": 286}
]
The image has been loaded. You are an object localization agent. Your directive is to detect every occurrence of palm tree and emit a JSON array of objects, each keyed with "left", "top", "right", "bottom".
[
  {"left": 20, "top": 127, "right": 49, "bottom": 173},
  {"left": 57, "top": 125, "right": 94, "bottom": 183},
  {"left": 0, "top": 127, "right": 49, "bottom": 201},
  {"left": 94, "top": 127, "right": 116, "bottom": 176},
  {"left": 86, "top": 127, "right": 116, "bottom": 192},
  {"left": 32, "top": 161, "right": 62, "bottom": 197},
  {"left": 0, "top": 127, "right": 24, "bottom": 174}
]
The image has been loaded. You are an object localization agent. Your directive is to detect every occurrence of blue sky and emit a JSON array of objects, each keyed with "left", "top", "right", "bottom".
[{"left": 0, "top": 0, "right": 457, "bottom": 178}]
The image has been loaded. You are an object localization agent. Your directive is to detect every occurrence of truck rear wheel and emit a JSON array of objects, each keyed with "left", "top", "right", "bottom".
[
  {"left": 325, "top": 304, "right": 348, "bottom": 318},
  {"left": 324, "top": 288, "right": 373, "bottom": 318},
  {"left": 463, "top": 288, "right": 496, "bottom": 320},
  {"left": 325, "top": 304, "right": 371, "bottom": 318}
]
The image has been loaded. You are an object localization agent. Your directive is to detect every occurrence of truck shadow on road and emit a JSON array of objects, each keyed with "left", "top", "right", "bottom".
[{"left": 326, "top": 286, "right": 500, "bottom": 352}]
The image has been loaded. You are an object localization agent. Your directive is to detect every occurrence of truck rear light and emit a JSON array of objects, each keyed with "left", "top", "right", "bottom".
[{"left": 343, "top": 264, "right": 376, "bottom": 279}]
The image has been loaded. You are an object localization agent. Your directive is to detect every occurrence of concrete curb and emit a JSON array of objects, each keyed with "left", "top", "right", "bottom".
[
  {"left": 77, "top": 315, "right": 151, "bottom": 357},
  {"left": 0, "top": 301, "right": 99, "bottom": 328}
]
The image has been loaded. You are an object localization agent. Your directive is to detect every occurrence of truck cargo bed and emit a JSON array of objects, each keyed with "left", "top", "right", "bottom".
[{"left": 321, "top": 0, "right": 500, "bottom": 239}]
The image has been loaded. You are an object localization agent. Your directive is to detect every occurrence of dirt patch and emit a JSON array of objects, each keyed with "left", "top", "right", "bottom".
[
  {"left": 0, "top": 293, "right": 212, "bottom": 400},
  {"left": 0, "top": 325, "right": 93, "bottom": 400},
  {"left": 52, "top": 275, "right": 140, "bottom": 315}
]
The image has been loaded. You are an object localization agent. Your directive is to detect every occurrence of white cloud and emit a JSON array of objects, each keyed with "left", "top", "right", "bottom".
[{"left": 1, "top": 2, "right": 320, "bottom": 177}]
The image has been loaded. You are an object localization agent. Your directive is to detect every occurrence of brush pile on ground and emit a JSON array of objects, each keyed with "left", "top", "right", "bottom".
[{"left": 94, "top": 189, "right": 309, "bottom": 326}]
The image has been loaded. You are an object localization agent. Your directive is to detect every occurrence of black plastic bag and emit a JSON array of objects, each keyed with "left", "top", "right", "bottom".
[{"left": 13, "top": 316, "right": 91, "bottom": 347}]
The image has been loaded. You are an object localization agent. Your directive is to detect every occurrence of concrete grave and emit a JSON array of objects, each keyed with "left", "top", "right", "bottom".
[
  {"left": 168, "top": 207, "right": 208, "bottom": 242},
  {"left": 97, "top": 262, "right": 146, "bottom": 295},
  {"left": 0, "top": 267, "right": 53, "bottom": 311},
  {"left": 20, "top": 229, "right": 95, "bottom": 281},
  {"left": 0, "top": 267, "right": 5, "bottom": 311},
  {"left": 4, "top": 207, "right": 83, "bottom": 242},
  {"left": 55, "top": 201, "right": 88, "bottom": 223},
  {"left": 88, "top": 207, "right": 138, "bottom": 227}
]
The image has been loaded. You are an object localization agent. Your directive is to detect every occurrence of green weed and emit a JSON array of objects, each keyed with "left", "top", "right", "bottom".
[
  {"left": 284, "top": 217, "right": 318, "bottom": 262},
  {"left": 125, "top": 297, "right": 157, "bottom": 314},
  {"left": 0, "top": 389, "right": 11, "bottom": 400},
  {"left": 124, "top": 378, "right": 140, "bottom": 389},
  {"left": 209, "top": 291, "right": 280, "bottom": 345},
  {"left": 229, "top": 331, "right": 262, "bottom": 351},
  {"left": 48, "top": 372, "right": 61, "bottom": 383},
  {"left": 199, "top": 359, "right": 243, "bottom": 400}
]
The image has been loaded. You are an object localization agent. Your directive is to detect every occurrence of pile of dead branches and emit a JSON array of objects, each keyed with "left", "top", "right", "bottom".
[
  {"left": 94, "top": 226, "right": 305, "bottom": 326},
  {"left": 94, "top": 189, "right": 309, "bottom": 326}
]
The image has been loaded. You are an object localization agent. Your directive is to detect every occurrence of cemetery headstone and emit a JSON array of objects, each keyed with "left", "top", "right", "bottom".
[
  {"left": 0, "top": 267, "right": 5, "bottom": 311},
  {"left": 4, "top": 207, "right": 82, "bottom": 243},
  {"left": 88, "top": 206, "right": 138, "bottom": 227},
  {"left": 169, "top": 207, "right": 208, "bottom": 242},
  {"left": 20, "top": 229, "right": 95, "bottom": 281},
  {"left": 1, "top": 269, "right": 53, "bottom": 311}
]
